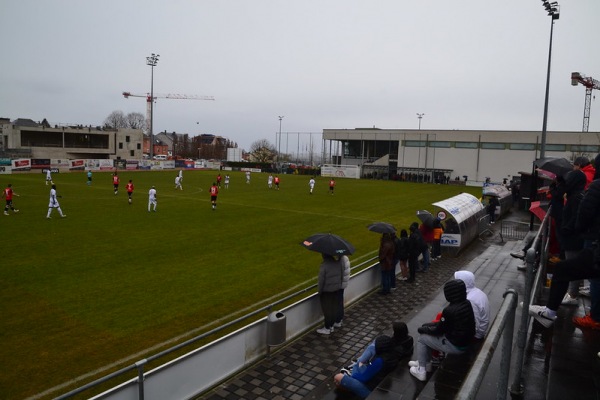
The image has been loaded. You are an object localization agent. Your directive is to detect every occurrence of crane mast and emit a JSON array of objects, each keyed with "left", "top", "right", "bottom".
[{"left": 571, "top": 72, "right": 600, "bottom": 132}]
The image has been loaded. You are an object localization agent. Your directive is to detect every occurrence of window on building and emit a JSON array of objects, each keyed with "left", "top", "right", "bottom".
[
  {"left": 137, "top": 143, "right": 141, "bottom": 150},
  {"left": 455, "top": 142, "right": 478, "bottom": 149},
  {"left": 481, "top": 142, "right": 506, "bottom": 150},
  {"left": 126, "top": 136, "right": 130, "bottom": 143},
  {"left": 509, "top": 143, "right": 536, "bottom": 151},
  {"left": 405, "top": 140, "right": 426, "bottom": 147},
  {"left": 118, "top": 143, "right": 123, "bottom": 149},
  {"left": 430, "top": 141, "right": 451, "bottom": 148},
  {"left": 571, "top": 144, "right": 599, "bottom": 153},
  {"left": 130, "top": 150, "right": 134, "bottom": 157},
  {"left": 545, "top": 144, "right": 567, "bottom": 151}
]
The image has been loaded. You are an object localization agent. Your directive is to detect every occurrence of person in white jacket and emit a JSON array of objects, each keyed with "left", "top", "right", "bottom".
[{"left": 454, "top": 270, "right": 490, "bottom": 340}]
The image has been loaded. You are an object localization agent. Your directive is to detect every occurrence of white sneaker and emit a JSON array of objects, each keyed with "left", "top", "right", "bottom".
[
  {"left": 333, "top": 322, "right": 343, "bottom": 328},
  {"left": 528, "top": 305, "right": 556, "bottom": 328},
  {"left": 61, "top": 215, "right": 67, "bottom": 218},
  {"left": 409, "top": 366, "right": 427, "bottom": 381},
  {"left": 408, "top": 360, "right": 432, "bottom": 371},
  {"left": 561, "top": 293, "right": 578, "bottom": 306},
  {"left": 316, "top": 327, "right": 332, "bottom": 335},
  {"left": 580, "top": 287, "right": 591, "bottom": 297}
]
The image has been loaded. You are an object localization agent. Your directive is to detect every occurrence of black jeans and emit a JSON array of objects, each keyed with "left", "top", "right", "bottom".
[{"left": 548, "top": 248, "right": 600, "bottom": 311}]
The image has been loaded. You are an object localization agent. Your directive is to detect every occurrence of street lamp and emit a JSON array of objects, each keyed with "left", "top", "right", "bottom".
[
  {"left": 539, "top": 1, "right": 559, "bottom": 159},
  {"left": 416, "top": 113, "right": 425, "bottom": 130},
  {"left": 146, "top": 53, "right": 160, "bottom": 160},
  {"left": 278, "top": 116, "right": 284, "bottom": 166}
]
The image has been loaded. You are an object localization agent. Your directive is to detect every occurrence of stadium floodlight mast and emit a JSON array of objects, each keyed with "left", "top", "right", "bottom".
[
  {"left": 278, "top": 116, "right": 284, "bottom": 167},
  {"left": 146, "top": 53, "right": 160, "bottom": 160},
  {"left": 416, "top": 113, "right": 425, "bottom": 130},
  {"left": 539, "top": 1, "right": 559, "bottom": 159}
]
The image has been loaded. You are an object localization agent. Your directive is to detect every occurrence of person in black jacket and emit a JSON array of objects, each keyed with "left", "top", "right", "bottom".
[
  {"left": 560, "top": 170, "right": 586, "bottom": 305},
  {"left": 530, "top": 154, "right": 600, "bottom": 329},
  {"left": 407, "top": 223, "right": 422, "bottom": 282},
  {"left": 408, "top": 279, "right": 475, "bottom": 381}
]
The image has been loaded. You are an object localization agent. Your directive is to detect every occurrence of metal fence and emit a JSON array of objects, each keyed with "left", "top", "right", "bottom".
[
  {"left": 458, "top": 208, "right": 551, "bottom": 399},
  {"left": 499, "top": 219, "right": 534, "bottom": 242}
]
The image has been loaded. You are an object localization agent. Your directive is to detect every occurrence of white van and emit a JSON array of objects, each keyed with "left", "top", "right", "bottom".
[{"left": 153, "top": 155, "right": 168, "bottom": 161}]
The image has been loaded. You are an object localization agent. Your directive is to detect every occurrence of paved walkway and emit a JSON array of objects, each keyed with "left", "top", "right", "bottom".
[{"left": 196, "top": 211, "right": 600, "bottom": 400}]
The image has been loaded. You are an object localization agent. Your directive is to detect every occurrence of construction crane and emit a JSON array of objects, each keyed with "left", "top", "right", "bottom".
[
  {"left": 122, "top": 91, "right": 215, "bottom": 133},
  {"left": 571, "top": 72, "right": 600, "bottom": 132}
]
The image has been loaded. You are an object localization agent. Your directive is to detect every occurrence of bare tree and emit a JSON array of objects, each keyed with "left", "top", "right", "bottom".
[
  {"left": 249, "top": 139, "right": 276, "bottom": 163},
  {"left": 126, "top": 112, "right": 146, "bottom": 131},
  {"left": 103, "top": 111, "right": 127, "bottom": 129}
]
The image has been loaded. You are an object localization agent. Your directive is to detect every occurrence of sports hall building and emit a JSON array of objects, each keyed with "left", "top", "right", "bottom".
[{"left": 322, "top": 128, "right": 600, "bottom": 183}]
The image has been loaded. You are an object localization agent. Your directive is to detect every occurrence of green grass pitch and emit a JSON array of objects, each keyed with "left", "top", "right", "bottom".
[{"left": 0, "top": 169, "right": 481, "bottom": 399}]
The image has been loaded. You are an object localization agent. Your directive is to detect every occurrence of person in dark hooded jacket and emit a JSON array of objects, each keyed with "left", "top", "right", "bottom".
[
  {"left": 529, "top": 153, "right": 600, "bottom": 330},
  {"left": 408, "top": 279, "right": 475, "bottom": 381},
  {"left": 334, "top": 334, "right": 400, "bottom": 398},
  {"left": 560, "top": 169, "right": 587, "bottom": 305}
]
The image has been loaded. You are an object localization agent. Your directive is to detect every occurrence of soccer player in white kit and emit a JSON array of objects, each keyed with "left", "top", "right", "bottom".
[
  {"left": 46, "top": 184, "right": 66, "bottom": 218},
  {"left": 267, "top": 174, "right": 273, "bottom": 189},
  {"left": 175, "top": 176, "right": 183, "bottom": 190},
  {"left": 148, "top": 186, "right": 157, "bottom": 212},
  {"left": 224, "top": 175, "right": 230, "bottom": 189},
  {"left": 309, "top": 177, "right": 316, "bottom": 194},
  {"left": 246, "top": 171, "right": 251, "bottom": 184},
  {"left": 46, "top": 169, "right": 52, "bottom": 185}
]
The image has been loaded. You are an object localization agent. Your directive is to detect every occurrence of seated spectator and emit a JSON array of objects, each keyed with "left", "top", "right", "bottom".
[
  {"left": 454, "top": 271, "right": 490, "bottom": 340},
  {"left": 334, "top": 322, "right": 413, "bottom": 399},
  {"left": 408, "top": 279, "right": 475, "bottom": 381}
]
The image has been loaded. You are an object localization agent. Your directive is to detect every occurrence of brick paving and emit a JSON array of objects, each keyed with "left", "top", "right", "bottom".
[{"left": 197, "top": 234, "right": 494, "bottom": 400}]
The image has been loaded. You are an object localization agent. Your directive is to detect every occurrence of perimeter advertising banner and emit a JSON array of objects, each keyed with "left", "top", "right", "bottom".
[
  {"left": 12, "top": 158, "right": 31, "bottom": 171},
  {"left": 321, "top": 164, "right": 360, "bottom": 179},
  {"left": 70, "top": 159, "right": 85, "bottom": 170},
  {"left": 0, "top": 166, "right": 12, "bottom": 174}
]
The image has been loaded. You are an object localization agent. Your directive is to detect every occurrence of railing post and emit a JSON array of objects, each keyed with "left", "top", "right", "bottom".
[
  {"left": 498, "top": 289, "right": 517, "bottom": 400},
  {"left": 135, "top": 359, "right": 147, "bottom": 400}
]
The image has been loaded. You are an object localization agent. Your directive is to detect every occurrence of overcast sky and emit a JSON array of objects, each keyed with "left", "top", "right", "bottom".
[{"left": 1, "top": 0, "right": 599, "bottom": 152}]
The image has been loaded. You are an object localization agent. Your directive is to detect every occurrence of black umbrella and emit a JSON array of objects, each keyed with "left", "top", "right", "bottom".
[
  {"left": 416, "top": 210, "right": 434, "bottom": 228},
  {"left": 533, "top": 157, "right": 573, "bottom": 179},
  {"left": 300, "top": 233, "right": 355, "bottom": 256},
  {"left": 367, "top": 222, "right": 396, "bottom": 234}
]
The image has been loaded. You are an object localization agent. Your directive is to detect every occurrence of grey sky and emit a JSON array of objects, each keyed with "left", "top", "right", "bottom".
[{"left": 1, "top": 0, "right": 599, "bottom": 152}]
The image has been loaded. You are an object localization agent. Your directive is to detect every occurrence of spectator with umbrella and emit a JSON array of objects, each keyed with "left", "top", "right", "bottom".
[{"left": 301, "top": 233, "right": 355, "bottom": 335}]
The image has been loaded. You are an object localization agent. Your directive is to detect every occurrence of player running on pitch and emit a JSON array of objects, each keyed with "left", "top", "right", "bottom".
[
  {"left": 309, "top": 177, "right": 316, "bottom": 194},
  {"left": 148, "top": 186, "right": 157, "bottom": 212},
  {"left": 46, "top": 184, "right": 66, "bottom": 218},
  {"left": 3, "top": 184, "right": 19, "bottom": 215},
  {"left": 126, "top": 180, "right": 134, "bottom": 204},
  {"left": 210, "top": 182, "right": 219, "bottom": 210}
]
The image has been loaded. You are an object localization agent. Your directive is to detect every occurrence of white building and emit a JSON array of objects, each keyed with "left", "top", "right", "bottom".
[{"left": 322, "top": 128, "right": 600, "bottom": 183}]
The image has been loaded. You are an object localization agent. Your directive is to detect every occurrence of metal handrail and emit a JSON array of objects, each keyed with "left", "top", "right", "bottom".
[
  {"left": 455, "top": 289, "right": 519, "bottom": 400},
  {"left": 54, "top": 256, "right": 379, "bottom": 399},
  {"left": 458, "top": 208, "right": 552, "bottom": 400}
]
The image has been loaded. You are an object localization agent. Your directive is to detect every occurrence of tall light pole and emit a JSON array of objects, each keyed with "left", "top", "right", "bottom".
[
  {"left": 278, "top": 116, "right": 284, "bottom": 166},
  {"left": 416, "top": 113, "right": 425, "bottom": 130},
  {"left": 146, "top": 53, "right": 160, "bottom": 160},
  {"left": 417, "top": 113, "right": 424, "bottom": 172},
  {"left": 539, "top": 1, "right": 559, "bottom": 159}
]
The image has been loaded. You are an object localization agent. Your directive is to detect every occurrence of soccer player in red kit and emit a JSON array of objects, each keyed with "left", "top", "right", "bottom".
[
  {"left": 210, "top": 183, "right": 219, "bottom": 210},
  {"left": 329, "top": 179, "right": 336, "bottom": 195},
  {"left": 2, "top": 184, "right": 19, "bottom": 215},
  {"left": 274, "top": 175, "right": 280, "bottom": 190},
  {"left": 113, "top": 172, "right": 120, "bottom": 195},
  {"left": 126, "top": 180, "right": 134, "bottom": 204}
]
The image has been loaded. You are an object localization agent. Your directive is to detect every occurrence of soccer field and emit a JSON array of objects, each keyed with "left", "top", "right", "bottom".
[{"left": 0, "top": 169, "right": 480, "bottom": 399}]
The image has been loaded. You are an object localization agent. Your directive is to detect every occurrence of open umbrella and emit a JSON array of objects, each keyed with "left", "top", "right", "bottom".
[
  {"left": 416, "top": 210, "right": 435, "bottom": 228},
  {"left": 300, "top": 233, "right": 355, "bottom": 256},
  {"left": 533, "top": 157, "right": 573, "bottom": 179},
  {"left": 367, "top": 222, "right": 396, "bottom": 234},
  {"left": 529, "top": 200, "right": 549, "bottom": 221}
]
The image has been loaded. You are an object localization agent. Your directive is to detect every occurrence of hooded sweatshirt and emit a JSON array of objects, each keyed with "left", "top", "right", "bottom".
[{"left": 454, "top": 271, "right": 490, "bottom": 339}]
